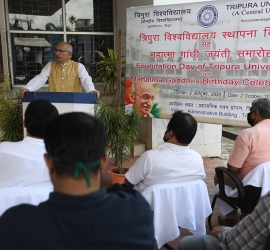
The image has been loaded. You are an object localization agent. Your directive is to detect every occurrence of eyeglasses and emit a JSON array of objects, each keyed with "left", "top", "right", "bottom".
[
  {"left": 54, "top": 49, "right": 71, "bottom": 53},
  {"left": 132, "top": 92, "right": 155, "bottom": 101}
]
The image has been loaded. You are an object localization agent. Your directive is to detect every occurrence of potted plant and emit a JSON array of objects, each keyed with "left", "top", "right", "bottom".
[
  {"left": 0, "top": 75, "right": 23, "bottom": 142},
  {"left": 93, "top": 48, "right": 125, "bottom": 106},
  {"left": 95, "top": 99, "right": 141, "bottom": 184}
]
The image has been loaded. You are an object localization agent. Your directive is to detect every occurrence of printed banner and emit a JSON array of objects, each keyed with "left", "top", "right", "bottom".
[{"left": 125, "top": 1, "right": 270, "bottom": 126}]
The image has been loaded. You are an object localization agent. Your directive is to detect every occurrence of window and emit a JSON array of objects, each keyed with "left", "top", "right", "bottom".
[
  {"left": 8, "top": 0, "right": 114, "bottom": 85},
  {"left": 67, "top": 34, "right": 113, "bottom": 78},
  {"left": 11, "top": 34, "right": 63, "bottom": 84},
  {"left": 9, "top": 0, "right": 63, "bottom": 31}
]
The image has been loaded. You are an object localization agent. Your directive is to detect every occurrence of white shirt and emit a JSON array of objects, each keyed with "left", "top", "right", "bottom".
[
  {"left": 25, "top": 62, "right": 95, "bottom": 93},
  {"left": 125, "top": 142, "right": 206, "bottom": 192},
  {"left": 0, "top": 136, "right": 51, "bottom": 187}
]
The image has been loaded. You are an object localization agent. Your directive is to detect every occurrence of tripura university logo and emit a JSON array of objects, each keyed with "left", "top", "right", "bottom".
[{"left": 197, "top": 5, "right": 218, "bottom": 28}]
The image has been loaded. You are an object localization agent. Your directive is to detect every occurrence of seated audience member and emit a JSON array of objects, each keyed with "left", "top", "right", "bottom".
[
  {"left": 0, "top": 112, "right": 154, "bottom": 249},
  {"left": 216, "top": 98, "right": 270, "bottom": 226},
  {"left": 0, "top": 99, "right": 59, "bottom": 187},
  {"left": 124, "top": 111, "right": 206, "bottom": 192},
  {"left": 178, "top": 190, "right": 270, "bottom": 250}
]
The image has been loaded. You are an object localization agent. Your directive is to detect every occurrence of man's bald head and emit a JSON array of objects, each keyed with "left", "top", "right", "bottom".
[
  {"left": 55, "top": 42, "right": 72, "bottom": 64},
  {"left": 129, "top": 82, "right": 156, "bottom": 117}
]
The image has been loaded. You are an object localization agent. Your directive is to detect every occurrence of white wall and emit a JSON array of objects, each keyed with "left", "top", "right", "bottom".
[{"left": 152, "top": 119, "right": 222, "bottom": 157}]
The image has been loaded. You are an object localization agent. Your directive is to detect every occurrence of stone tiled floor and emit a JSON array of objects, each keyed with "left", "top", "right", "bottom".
[{"left": 101, "top": 155, "right": 229, "bottom": 250}]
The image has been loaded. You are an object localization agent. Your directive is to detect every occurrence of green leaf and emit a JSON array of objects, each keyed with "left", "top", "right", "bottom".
[
  {"left": 93, "top": 48, "right": 126, "bottom": 95},
  {"left": 95, "top": 100, "right": 141, "bottom": 173},
  {"left": 0, "top": 76, "right": 23, "bottom": 142}
]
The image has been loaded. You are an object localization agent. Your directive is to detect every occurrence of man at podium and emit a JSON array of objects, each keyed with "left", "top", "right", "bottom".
[{"left": 19, "top": 42, "right": 100, "bottom": 98}]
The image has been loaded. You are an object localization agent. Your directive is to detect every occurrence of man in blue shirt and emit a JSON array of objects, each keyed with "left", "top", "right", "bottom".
[{"left": 0, "top": 112, "right": 154, "bottom": 250}]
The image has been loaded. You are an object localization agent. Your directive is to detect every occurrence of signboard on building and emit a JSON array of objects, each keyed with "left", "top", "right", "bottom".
[{"left": 125, "top": 1, "right": 270, "bottom": 126}]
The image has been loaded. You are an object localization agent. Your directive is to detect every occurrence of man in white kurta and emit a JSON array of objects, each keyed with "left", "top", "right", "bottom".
[
  {"left": 19, "top": 42, "right": 100, "bottom": 98},
  {"left": 0, "top": 137, "right": 48, "bottom": 187},
  {"left": 125, "top": 111, "right": 205, "bottom": 192},
  {"left": 0, "top": 99, "right": 59, "bottom": 187}
]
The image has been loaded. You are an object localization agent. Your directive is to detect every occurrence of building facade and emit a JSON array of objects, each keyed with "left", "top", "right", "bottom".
[
  {"left": 0, "top": 0, "right": 222, "bottom": 157},
  {"left": 0, "top": 0, "right": 116, "bottom": 85}
]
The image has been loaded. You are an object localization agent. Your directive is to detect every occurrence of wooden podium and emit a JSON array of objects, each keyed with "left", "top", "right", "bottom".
[{"left": 21, "top": 92, "right": 97, "bottom": 137}]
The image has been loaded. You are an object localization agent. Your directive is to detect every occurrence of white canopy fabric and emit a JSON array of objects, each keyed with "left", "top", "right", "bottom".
[{"left": 14, "top": 37, "right": 51, "bottom": 47}]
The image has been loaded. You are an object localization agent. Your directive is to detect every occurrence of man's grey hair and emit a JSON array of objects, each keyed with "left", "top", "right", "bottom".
[
  {"left": 252, "top": 98, "right": 270, "bottom": 118},
  {"left": 67, "top": 43, "right": 73, "bottom": 53}
]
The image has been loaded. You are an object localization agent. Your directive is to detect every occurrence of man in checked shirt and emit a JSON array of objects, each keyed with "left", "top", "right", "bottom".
[{"left": 178, "top": 190, "right": 270, "bottom": 250}]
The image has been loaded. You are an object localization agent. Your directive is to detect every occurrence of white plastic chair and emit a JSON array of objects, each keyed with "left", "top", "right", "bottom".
[
  {"left": 141, "top": 180, "right": 212, "bottom": 249},
  {"left": 0, "top": 183, "right": 52, "bottom": 216},
  {"left": 209, "top": 161, "right": 270, "bottom": 228}
]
